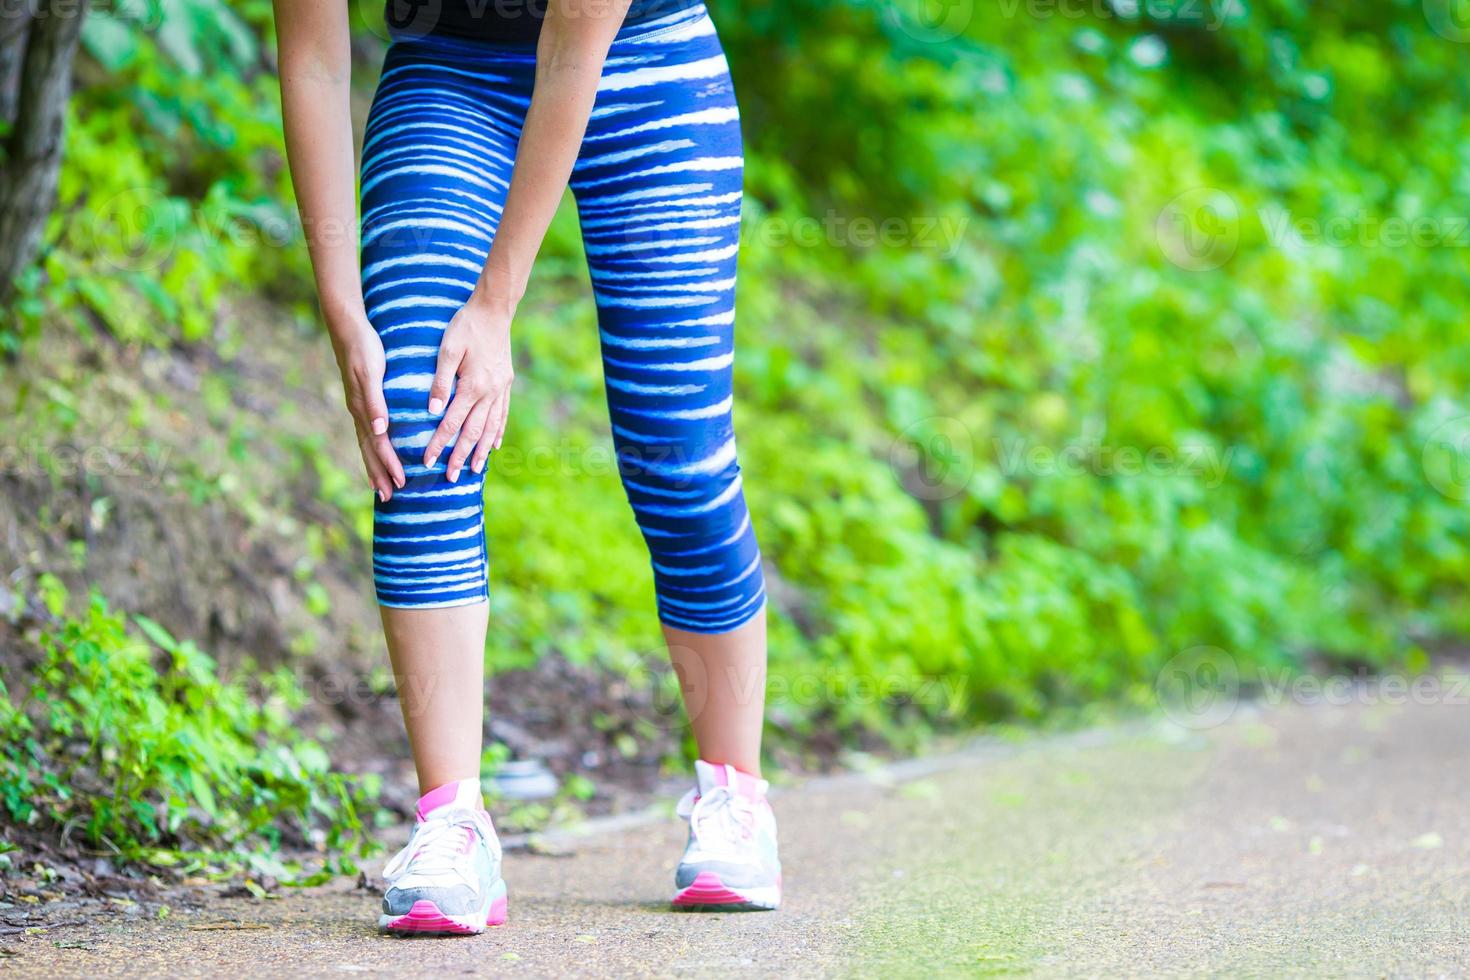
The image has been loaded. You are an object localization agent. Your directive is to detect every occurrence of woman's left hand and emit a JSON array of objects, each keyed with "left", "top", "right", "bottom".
[{"left": 423, "top": 292, "right": 516, "bottom": 483}]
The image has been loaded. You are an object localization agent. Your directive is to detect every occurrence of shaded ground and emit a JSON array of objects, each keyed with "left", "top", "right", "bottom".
[{"left": 6, "top": 694, "right": 1470, "bottom": 977}]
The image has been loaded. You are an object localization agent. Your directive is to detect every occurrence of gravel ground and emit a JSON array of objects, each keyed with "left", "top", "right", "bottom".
[{"left": 7, "top": 696, "right": 1470, "bottom": 977}]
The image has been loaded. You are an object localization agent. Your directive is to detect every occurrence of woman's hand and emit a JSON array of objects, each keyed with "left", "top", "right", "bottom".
[
  {"left": 330, "top": 314, "right": 406, "bottom": 502},
  {"left": 423, "top": 292, "right": 515, "bottom": 483}
]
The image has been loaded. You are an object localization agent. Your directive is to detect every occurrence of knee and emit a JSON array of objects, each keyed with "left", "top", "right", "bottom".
[
  {"left": 372, "top": 478, "right": 489, "bottom": 609},
  {"left": 620, "top": 463, "right": 766, "bottom": 633}
]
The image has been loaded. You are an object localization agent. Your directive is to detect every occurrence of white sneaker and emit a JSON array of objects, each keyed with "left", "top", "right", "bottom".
[
  {"left": 378, "top": 778, "right": 508, "bottom": 935},
  {"left": 672, "top": 760, "right": 782, "bottom": 910}
]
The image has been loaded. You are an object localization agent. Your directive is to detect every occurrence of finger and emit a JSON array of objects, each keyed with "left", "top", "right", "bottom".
[
  {"left": 376, "top": 431, "right": 406, "bottom": 490},
  {"left": 428, "top": 334, "right": 464, "bottom": 417},
  {"left": 360, "top": 370, "right": 391, "bottom": 438},
  {"left": 358, "top": 426, "right": 393, "bottom": 503},
  {"left": 446, "top": 399, "right": 491, "bottom": 484},
  {"left": 422, "top": 382, "right": 477, "bottom": 468},
  {"left": 470, "top": 402, "right": 498, "bottom": 475},
  {"left": 492, "top": 388, "right": 511, "bottom": 451},
  {"left": 361, "top": 379, "right": 405, "bottom": 489},
  {"left": 469, "top": 389, "right": 505, "bottom": 475}
]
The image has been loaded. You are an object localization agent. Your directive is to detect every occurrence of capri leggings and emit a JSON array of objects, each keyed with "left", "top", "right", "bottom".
[{"left": 359, "top": 4, "right": 765, "bottom": 633}]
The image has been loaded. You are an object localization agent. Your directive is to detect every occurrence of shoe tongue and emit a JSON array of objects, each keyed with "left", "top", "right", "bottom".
[
  {"left": 693, "top": 760, "right": 767, "bottom": 801},
  {"left": 416, "top": 777, "right": 483, "bottom": 822}
]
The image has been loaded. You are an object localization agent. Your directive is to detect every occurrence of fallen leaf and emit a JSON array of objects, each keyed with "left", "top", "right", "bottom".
[{"left": 187, "top": 922, "right": 270, "bottom": 931}]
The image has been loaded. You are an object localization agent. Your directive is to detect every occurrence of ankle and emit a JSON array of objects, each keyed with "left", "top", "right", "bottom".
[{"left": 415, "top": 776, "right": 484, "bottom": 821}]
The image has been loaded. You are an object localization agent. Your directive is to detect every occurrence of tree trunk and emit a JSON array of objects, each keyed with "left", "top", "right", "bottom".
[
  {"left": 0, "top": 9, "right": 31, "bottom": 126},
  {"left": 0, "top": 0, "right": 87, "bottom": 304}
]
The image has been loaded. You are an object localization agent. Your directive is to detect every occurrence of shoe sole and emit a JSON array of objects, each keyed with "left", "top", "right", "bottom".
[
  {"left": 379, "top": 879, "right": 508, "bottom": 935},
  {"left": 672, "top": 871, "right": 780, "bottom": 911}
]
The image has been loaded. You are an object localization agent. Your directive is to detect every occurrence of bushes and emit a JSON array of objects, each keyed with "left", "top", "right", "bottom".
[
  {"left": 2, "top": 0, "right": 1468, "bottom": 832},
  {"left": 0, "top": 579, "right": 377, "bottom": 878}
]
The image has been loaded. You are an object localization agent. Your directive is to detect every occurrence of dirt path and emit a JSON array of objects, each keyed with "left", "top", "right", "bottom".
[{"left": 9, "top": 696, "right": 1470, "bottom": 977}]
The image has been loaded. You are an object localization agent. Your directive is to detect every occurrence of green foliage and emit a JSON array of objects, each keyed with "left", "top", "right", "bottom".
[
  {"left": 6, "top": 0, "right": 306, "bottom": 350},
  {"left": 0, "top": 580, "right": 379, "bottom": 877},
  {"left": 3, "top": 0, "right": 1469, "bottom": 868}
]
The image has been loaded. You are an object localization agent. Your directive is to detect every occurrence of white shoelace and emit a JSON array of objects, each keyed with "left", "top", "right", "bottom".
[
  {"left": 677, "top": 786, "right": 756, "bottom": 851},
  {"left": 383, "top": 810, "right": 486, "bottom": 884}
]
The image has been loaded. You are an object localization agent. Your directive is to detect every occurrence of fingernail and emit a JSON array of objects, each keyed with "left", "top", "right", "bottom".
[
  {"left": 471, "top": 458, "right": 483, "bottom": 475},
  {"left": 447, "top": 468, "right": 459, "bottom": 483},
  {"left": 493, "top": 436, "right": 502, "bottom": 451},
  {"left": 395, "top": 475, "right": 405, "bottom": 489},
  {"left": 371, "top": 417, "right": 387, "bottom": 435},
  {"left": 375, "top": 488, "right": 385, "bottom": 503},
  {"left": 429, "top": 398, "right": 445, "bottom": 415}
]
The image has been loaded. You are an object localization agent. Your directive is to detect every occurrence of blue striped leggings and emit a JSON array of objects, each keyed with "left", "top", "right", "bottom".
[{"left": 360, "top": 5, "right": 765, "bottom": 633}]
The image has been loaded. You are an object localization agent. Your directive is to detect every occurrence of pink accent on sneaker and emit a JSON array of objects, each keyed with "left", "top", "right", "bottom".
[
  {"left": 384, "top": 900, "right": 479, "bottom": 934},
  {"left": 415, "top": 778, "right": 482, "bottom": 822},
  {"left": 383, "top": 895, "right": 509, "bottom": 934},
  {"left": 693, "top": 760, "right": 767, "bottom": 803},
  {"left": 673, "top": 871, "right": 761, "bottom": 907}
]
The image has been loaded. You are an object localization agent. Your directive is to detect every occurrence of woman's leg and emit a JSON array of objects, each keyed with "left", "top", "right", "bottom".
[
  {"left": 572, "top": 8, "right": 768, "bottom": 775},
  {"left": 381, "top": 604, "right": 488, "bottom": 794},
  {"left": 359, "top": 37, "right": 532, "bottom": 791},
  {"left": 663, "top": 613, "right": 766, "bottom": 775},
  {"left": 574, "top": 10, "right": 781, "bottom": 909},
  {"left": 361, "top": 34, "right": 534, "bottom": 935}
]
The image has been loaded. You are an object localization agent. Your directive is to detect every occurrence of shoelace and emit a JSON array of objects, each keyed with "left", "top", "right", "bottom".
[
  {"left": 383, "top": 810, "right": 487, "bottom": 884},
  {"left": 677, "top": 785, "right": 757, "bottom": 851}
]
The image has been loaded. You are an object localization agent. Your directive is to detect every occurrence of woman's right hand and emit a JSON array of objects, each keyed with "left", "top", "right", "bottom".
[{"left": 330, "top": 314, "right": 406, "bottom": 503}]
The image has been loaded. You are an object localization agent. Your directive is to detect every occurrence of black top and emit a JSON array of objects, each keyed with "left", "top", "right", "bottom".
[{"left": 385, "top": 0, "right": 702, "bottom": 43}]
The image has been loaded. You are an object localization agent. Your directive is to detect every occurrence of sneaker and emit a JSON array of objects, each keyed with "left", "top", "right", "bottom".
[
  {"left": 672, "top": 760, "right": 782, "bottom": 910},
  {"left": 379, "top": 778, "right": 508, "bottom": 935}
]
